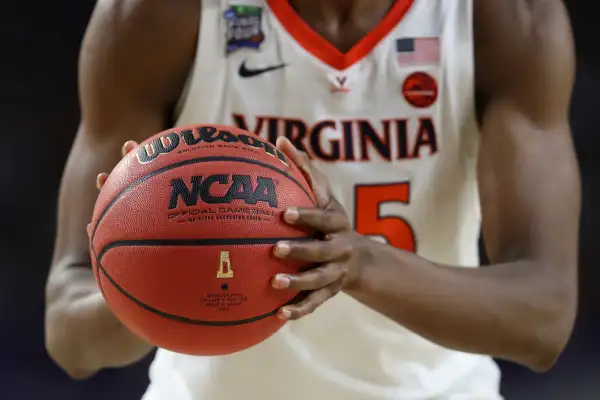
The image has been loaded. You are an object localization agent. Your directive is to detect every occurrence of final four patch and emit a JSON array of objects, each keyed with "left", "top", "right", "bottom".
[{"left": 224, "top": 5, "right": 265, "bottom": 55}]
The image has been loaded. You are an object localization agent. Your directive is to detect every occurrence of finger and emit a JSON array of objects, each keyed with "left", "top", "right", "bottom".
[
  {"left": 121, "top": 140, "right": 138, "bottom": 158},
  {"left": 278, "top": 284, "right": 341, "bottom": 320},
  {"left": 96, "top": 173, "right": 108, "bottom": 191},
  {"left": 283, "top": 207, "right": 351, "bottom": 232},
  {"left": 86, "top": 223, "right": 92, "bottom": 237},
  {"left": 274, "top": 236, "right": 351, "bottom": 263},
  {"left": 272, "top": 262, "right": 345, "bottom": 291},
  {"left": 275, "top": 136, "right": 306, "bottom": 166},
  {"left": 276, "top": 137, "right": 317, "bottom": 189}
]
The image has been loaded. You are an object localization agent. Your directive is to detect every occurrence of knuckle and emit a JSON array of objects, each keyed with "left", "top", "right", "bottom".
[
  {"left": 329, "top": 262, "right": 344, "bottom": 276},
  {"left": 321, "top": 289, "right": 335, "bottom": 302},
  {"left": 304, "top": 303, "right": 317, "bottom": 315},
  {"left": 330, "top": 283, "right": 343, "bottom": 296},
  {"left": 331, "top": 264, "right": 347, "bottom": 283},
  {"left": 339, "top": 241, "right": 354, "bottom": 257},
  {"left": 340, "top": 217, "right": 352, "bottom": 231},
  {"left": 286, "top": 243, "right": 299, "bottom": 258},
  {"left": 291, "top": 272, "right": 316, "bottom": 289},
  {"left": 294, "top": 306, "right": 310, "bottom": 319},
  {"left": 319, "top": 209, "right": 334, "bottom": 227},
  {"left": 316, "top": 241, "right": 331, "bottom": 261},
  {"left": 309, "top": 268, "right": 327, "bottom": 284},
  {"left": 288, "top": 312, "right": 301, "bottom": 321}
]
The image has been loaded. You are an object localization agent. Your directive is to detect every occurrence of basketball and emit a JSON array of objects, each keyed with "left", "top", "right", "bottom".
[{"left": 88, "top": 125, "right": 315, "bottom": 356}]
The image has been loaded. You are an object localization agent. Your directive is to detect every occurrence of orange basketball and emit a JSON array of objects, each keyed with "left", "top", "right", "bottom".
[{"left": 89, "top": 125, "right": 315, "bottom": 356}]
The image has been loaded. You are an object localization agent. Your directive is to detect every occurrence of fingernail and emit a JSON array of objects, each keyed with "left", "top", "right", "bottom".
[
  {"left": 284, "top": 208, "right": 299, "bottom": 223},
  {"left": 274, "top": 242, "right": 290, "bottom": 257},
  {"left": 122, "top": 141, "right": 136, "bottom": 156},
  {"left": 278, "top": 308, "right": 291, "bottom": 320},
  {"left": 275, "top": 136, "right": 286, "bottom": 148},
  {"left": 272, "top": 274, "right": 291, "bottom": 289}
]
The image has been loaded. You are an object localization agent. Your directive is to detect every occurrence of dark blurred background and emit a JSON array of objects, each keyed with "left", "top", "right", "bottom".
[{"left": 0, "top": 1, "right": 597, "bottom": 399}]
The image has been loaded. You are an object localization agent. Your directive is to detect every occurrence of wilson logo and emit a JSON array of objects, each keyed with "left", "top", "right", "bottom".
[{"left": 136, "top": 126, "right": 288, "bottom": 166}]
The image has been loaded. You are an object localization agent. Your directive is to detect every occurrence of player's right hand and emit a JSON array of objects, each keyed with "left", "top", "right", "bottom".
[{"left": 86, "top": 140, "right": 139, "bottom": 237}]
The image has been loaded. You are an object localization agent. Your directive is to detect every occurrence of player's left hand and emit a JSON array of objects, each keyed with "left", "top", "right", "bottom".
[{"left": 271, "top": 137, "right": 374, "bottom": 321}]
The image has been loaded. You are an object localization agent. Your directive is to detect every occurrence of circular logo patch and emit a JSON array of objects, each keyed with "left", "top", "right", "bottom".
[{"left": 402, "top": 72, "right": 438, "bottom": 108}]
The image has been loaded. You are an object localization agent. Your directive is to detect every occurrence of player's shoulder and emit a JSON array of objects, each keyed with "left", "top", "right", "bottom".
[
  {"left": 80, "top": 0, "right": 201, "bottom": 124},
  {"left": 82, "top": 0, "right": 200, "bottom": 69},
  {"left": 473, "top": 0, "right": 572, "bottom": 94},
  {"left": 90, "top": 0, "right": 201, "bottom": 33},
  {"left": 474, "top": 0, "right": 570, "bottom": 51}
]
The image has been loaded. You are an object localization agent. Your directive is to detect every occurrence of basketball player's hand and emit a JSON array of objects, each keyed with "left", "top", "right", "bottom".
[
  {"left": 86, "top": 141, "right": 139, "bottom": 237},
  {"left": 271, "top": 137, "right": 373, "bottom": 320}
]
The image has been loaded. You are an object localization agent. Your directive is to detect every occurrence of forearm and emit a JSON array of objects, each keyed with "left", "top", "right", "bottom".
[
  {"left": 345, "top": 244, "right": 576, "bottom": 371},
  {"left": 45, "top": 266, "right": 153, "bottom": 378}
]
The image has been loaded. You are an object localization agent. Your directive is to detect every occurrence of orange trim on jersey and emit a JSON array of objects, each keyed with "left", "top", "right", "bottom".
[{"left": 266, "top": 0, "right": 415, "bottom": 70}]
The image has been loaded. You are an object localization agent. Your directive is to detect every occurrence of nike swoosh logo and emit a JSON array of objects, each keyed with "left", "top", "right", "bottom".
[{"left": 238, "top": 61, "right": 287, "bottom": 78}]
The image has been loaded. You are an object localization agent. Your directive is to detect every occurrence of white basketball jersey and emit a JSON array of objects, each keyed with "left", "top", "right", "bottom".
[{"left": 143, "top": 0, "right": 502, "bottom": 399}]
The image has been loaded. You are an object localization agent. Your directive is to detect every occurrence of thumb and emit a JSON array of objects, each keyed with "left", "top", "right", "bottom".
[{"left": 275, "top": 137, "right": 331, "bottom": 207}]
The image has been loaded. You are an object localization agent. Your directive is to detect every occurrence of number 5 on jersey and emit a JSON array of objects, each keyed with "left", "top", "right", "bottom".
[{"left": 354, "top": 183, "right": 416, "bottom": 252}]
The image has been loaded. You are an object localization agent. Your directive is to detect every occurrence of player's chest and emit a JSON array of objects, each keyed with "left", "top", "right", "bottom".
[
  {"left": 217, "top": 2, "right": 457, "bottom": 165},
  {"left": 224, "top": 16, "right": 444, "bottom": 115},
  {"left": 223, "top": 51, "right": 443, "bottom": 165}
]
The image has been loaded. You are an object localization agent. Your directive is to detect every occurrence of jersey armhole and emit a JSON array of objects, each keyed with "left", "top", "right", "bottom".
[{"left": 173, "top": 0, "right": 228, "bottom": 125}]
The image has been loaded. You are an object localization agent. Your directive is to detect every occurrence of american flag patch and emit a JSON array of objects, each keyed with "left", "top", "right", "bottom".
[{"left": 396, "top": 37, "right": 440, "bottom": 66}]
